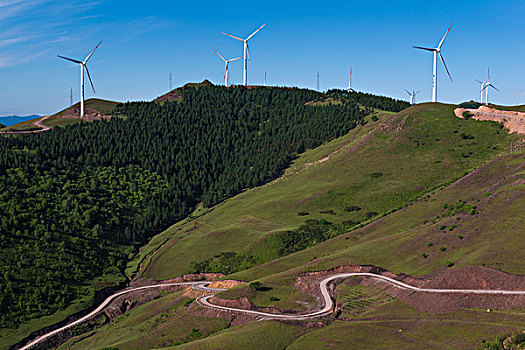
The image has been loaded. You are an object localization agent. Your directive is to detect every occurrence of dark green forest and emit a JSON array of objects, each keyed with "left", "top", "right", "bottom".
[
  {"left": 326, "top": 89, "right": 410, "bottom": 112},
  {"left": 0, "top": 85, "right": 409, "bottom": 329}
]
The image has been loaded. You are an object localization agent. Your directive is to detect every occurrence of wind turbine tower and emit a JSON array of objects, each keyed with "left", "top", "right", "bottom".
[
  {"left": 405, "top": 89, "right": 421, "bottom": 105},
  {"left": 317, "top": 72, "right": 320, "bottom": 91},
  {"left": 413, "top": 23, "right": 453, "bottom": 102},
  {"left": 69, "top": 87, "right": 73, "bottom": 106},
  {"left": 474, "top": 78, "right": 486, "bottom": 104},
  {"left": 58, "top": 41, "right": 102, "bottom": 118},
  {"left": 214, "top": 49, "right": 243, "bottom": 87},
  {"left": 169, "top": 71, "right": 172, "bottom": 91},
  {"left": 482, "top": 68, "right": 499, "bottom": 105},
  {"left": 222, "top": 24, "right": 266, "bottom": 86},
  {"left": 264, "top": 71, "right": 267, "bottom": 87},
  {"left": 346, "top": 67, "right": 354, "bottom": 92}
]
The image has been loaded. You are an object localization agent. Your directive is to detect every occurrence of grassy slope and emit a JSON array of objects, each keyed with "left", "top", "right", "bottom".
[
  {"left": 59, "top": 290, "right": 228, "bottom": 350},
  {"left": 489, "top": 104, "right": 525, "bottom": 113},
  {"left": 0, "top": 99, "right": 119, "bottom": 132},
  {"left": 224, "top": 151, "right": 524, "bottom": 286},
  {"left": 135, "top": 103, "right": 516, "bottom": 281},
  {"left": 51, "top": 98, "right": 119, "bottom": 117},
  {"left": 172, "top": 321, "right": 307, "bottom": 350}
]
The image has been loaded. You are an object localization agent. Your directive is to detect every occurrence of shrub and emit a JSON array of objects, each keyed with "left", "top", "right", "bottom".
[
  {"left": 444, "top": 261, "right": 454, "bottom": 267},
  {"left": 297, "top": 211, "right": 309, "bottom": 216},
  {"left": 460, "top": 132, "right": 474, "bottom": 140},
  {"left": 439, "top": 246, "right": 446, "bottom": 252},
  {"left": 371, "top": 115, "right": 378, "bottom": 122},
  {"left": 249, "top": 281, "right": 262, "bottom": 291},
  {"left": 365, "top": 211, "right": 378, "bottom": 219},
  {"left": 184, "top": 298, "right": 195, "bottom": 307},
  {"left": 448, "top": 224, "right": 456, "bottom": 231},
  {"left": 462, "top": 111, "right": 473, "bottom": 120},
  {"left": 458, "top": 101, "right": 481, "bottom": 109},
  {"left": 269, "top": 296, "right": 280, "bottom": 302},
  {"left": 421, "top": 253, "right": 428, "bottom": 258},
  {"left": 344, "top": 205, "right": 361, "bottom": 212},
  {"left": 457, "top": 234, "right": 463, "bottom": 240},
  {"left": 319, "top": 209, "right": 336, "bottom": 215},
  {"left": 427, "top": 242, "right": 433, "bottom": 247},
  {"left": 370, "top": 172, "right": 384, "bottom": 179},
  {"left": 439, "top": 225, "right": 446, "bottom": 230}
]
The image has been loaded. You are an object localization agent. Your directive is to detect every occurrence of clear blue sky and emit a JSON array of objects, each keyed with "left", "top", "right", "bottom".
[{"left": 2, "top": 0, "right": 524, "bottom": 115}]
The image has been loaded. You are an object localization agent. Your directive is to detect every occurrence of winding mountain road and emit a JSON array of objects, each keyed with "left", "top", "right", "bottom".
[
  {"left": 19, "top": 272, "right": 525, "bottom": 349},
  {"left": 198, "top": 272, "right": 525, "bottom": 320}
]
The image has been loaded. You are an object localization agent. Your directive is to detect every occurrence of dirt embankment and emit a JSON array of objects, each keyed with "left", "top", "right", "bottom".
[{"left": 455, "top": 106, "right": 525, "bottom": 134}]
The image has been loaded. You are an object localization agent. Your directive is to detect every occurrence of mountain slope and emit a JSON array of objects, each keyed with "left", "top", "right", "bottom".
[
  {"left": 2, "top": 86, "right": 407, "bottom": 350},
  {"left": 134, "top": 103, "right": 516, "bottom": 281},
  {"left": 63, "top": 103, "right": 524, "bottom": 350}
]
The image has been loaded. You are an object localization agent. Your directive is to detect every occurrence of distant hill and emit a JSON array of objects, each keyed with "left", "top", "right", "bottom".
[
  {"left": 0, "top": 115, "right": 41, "bottom": 126},
  {"left": 153, "top": 80, "right": 214, "bottom": 103},
  {"left": 52, "top": 98, "right": 119, "bottom": 117}
]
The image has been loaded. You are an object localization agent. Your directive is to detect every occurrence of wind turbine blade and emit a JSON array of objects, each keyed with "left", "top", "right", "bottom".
[
  {"left": 246, "top": 23, "right": 266, "bottom": 41},
  {"left": 84, "top": 40, "right": 102, "bottom": 63},
  {"left": 246, "top": 44, "right": 252, "bottom": 67},
  {"left": 474, "top": 79, "right": 484, "bottom": 84},
  {"left": 416, "top": 90, "right": 421, "bottom": 95},
  {"left": 214, "top": 48, "right": 226, "bottom": 62},
  {"left": 413, "top": 46, "right": 436, "bottom": 52},
  {"left": 57, "top": 55, "right": 82, "bottom": 64},
  {"left": 85, "top": 65, "right": 96, "bottom": 94},
  {"left": 229, "top": 56, "right": 243, "bottom": 62},
  {"left": 438, "top": 52, "right": 453, "bottom": 82},
  {"left": 405, "top": 89, "right": 411, "bottom": 95},
  {"left": 489, "top": 84, "right": 500, "bottom": 92},
  {"left": 221, "top": 32, "right": 244, "bottom": 41},
  {"left": 437, "top": 22, "right": 453, "bottom": 49}
]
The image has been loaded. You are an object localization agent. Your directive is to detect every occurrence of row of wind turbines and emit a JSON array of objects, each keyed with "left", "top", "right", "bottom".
[{"left": 57, "top": 22, "right": 501, "bottom": 118}]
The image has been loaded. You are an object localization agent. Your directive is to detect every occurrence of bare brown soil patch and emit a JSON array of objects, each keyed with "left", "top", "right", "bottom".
[
  {"left": 455, "top": 106, "right": 525, "bottom": 134},
  {"left": 208, "top": 280, "right": 244, "bottom": 289}
]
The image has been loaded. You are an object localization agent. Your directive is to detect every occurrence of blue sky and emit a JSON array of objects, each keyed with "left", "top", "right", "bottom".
[{"left": 1, "top": 0, "right": 525, "bottom": 115}]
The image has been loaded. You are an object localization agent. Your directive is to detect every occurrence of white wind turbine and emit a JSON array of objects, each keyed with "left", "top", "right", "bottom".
[
  {"left": 474, "top": 78, "right": 486, "bottom": 104},
  {"left": 482, "top": 68, "right": 499, "bottom": 105},
  {"left": 405, "top": 89, "right": 421, "bottom": 105},
  {"left": 58, "top": 41, "right": 102, "bottom": 118},
  {"left": 346, "top": 67, "right": 354, "bottom": 92},
  {"left": 221, "top": 24, "right": 266, "bottom": 86},
  {"left": 413, "top": 23, "right": 453, "bottom": 102},
  {"left": 214, "top": 49, "right": 243, "bottom": 87}
]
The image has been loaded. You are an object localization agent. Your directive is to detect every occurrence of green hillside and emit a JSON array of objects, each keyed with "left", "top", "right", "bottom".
[
  {"left": 62, "top": 102, "right": 524, "bottom": 350},
  {"left": 51, "top": 98, "right": 119, "bottom": 116},
  {"left": 1, "top": 86, "right": 408, "bottom": 350},
  {"left": 134, "top": 103, "right": 517, "bottom": 281},
  {"left": 0, "top": 99, "right": 120, "bottom": 132}
]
